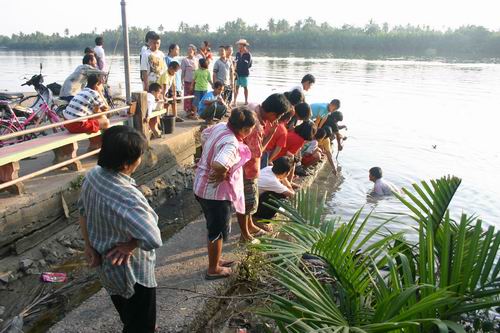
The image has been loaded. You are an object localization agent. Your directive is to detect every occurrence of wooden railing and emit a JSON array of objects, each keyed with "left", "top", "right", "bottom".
[{"left": 0, "top": 92, "right": 194, "bottom": 195}]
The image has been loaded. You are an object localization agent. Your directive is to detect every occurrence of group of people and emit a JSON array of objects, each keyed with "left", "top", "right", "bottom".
[
  {"left": 74, "top": 34, "right": 401, "bottom": 333},
  {"left": 140, "top": 30, "right": 254, "bottom": 136}
]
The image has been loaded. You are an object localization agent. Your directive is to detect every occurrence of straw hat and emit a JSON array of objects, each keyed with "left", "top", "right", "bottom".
[{"left": 235, "top": 39, "right": 250, "bottom": 46}]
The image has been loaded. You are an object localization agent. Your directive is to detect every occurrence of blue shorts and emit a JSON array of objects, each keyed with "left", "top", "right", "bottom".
[{"left": 236, "top": 76, "right": 249, "bottom": 88}]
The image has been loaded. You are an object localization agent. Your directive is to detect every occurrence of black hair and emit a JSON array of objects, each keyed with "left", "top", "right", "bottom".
[
  {"left": 330, "top": 99, "right": 340, "bottom": 109},
  {"left": 95, "top": 36, "right": 103, "bottom": 46},
  {"left": 86, "top": 74, "right": 100, "bottom": 88},
  {"left": 228, "top": 106, "right": 256, "bottom": 131},
  {"left": 148, "top": 82, "right": 162, "bottom": 93},
  {"left": 199, "top": 58, "right": 208, "bottom": 69},
  {"left": 294, "top": 103, "right": 312, "bottom": 120},
  {"left": 294, "top": 120, "right": 317, "bottom": 141},
  {"left": 145, "top": 31, "right": 156, "bottom": 43},
  {"left": 369, "top": 167, "right": 383, "bottom": 180},
  {"left": 168, "top": 61, "right": 180, "bottom": 70},
  {"left": 213, "top": 81, "right": 224, "bottom": 89},
  {"left": 84, "top": 47, "right": 95, "bottom": 55},
  {"left": 168, "top": 43, "right": 178, "bottom": 52},
  {"left": 203, "top": 41, "right": 210, "bottom": 47},
  {"left": 261, "top": 93, "right": 290, "bottom": 117},
  {"left": 98, "top": 126, "right": 147, "bottom": 172},
  {"left": 82, "top": 54, "right": 95, "bottom": 65},
  {"left": 315, "top": 127, "right": 328, "bottom": 140},
  {"left": 301, "top": 74, "right": 316, "bottom": 84},
  {"left": 284, "top": 89, "right": 304, "bottom": 106},
  {"left": 331, "top": 111, "right": 344, "bottom": 122},
  {"left": 272, "top": 156, "right": 294, "bottom": 175},
  {"left": 149, "top": 32, "right": 160, "bottom": 41}
]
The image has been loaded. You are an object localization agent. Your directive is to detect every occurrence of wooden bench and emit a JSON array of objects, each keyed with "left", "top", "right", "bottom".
[{"left": 0, "top": 116, "right": 129, "bottom": 194}]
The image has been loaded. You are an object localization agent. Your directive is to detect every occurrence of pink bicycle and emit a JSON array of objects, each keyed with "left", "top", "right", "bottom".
[{"left": 0, "top": 92, "right": 62, "bottom": 147}]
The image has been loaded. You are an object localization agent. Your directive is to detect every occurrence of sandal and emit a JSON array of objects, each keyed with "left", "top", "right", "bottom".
[
  {"left": 255, "top": 221, "right": 273, "bottom": 233},
  {"left": 251, "top": 229, "right": 267, "bottom": 237}
]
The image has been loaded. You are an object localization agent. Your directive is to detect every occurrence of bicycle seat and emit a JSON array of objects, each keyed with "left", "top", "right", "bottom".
[{"left": 0, "top": 92, "right": 25, "bottom": 100}]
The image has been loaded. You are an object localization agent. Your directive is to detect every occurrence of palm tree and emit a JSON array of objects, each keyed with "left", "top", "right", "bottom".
[{"left": 253, "top": 177, "right": 499, "bottom": 332}]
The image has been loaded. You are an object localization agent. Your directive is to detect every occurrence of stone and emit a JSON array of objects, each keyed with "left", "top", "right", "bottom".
[
  {"left": 38, "top": 259, "right": 47, "bottom": 267},
  {"left": 19, "top": 259, "right": 34, "bottom": 271},
  {"left": 139, "top": 185, "right": 153, "bottom": 197},
  {"left": 0, "top": 305, "right": 5, "bottom": 316}
]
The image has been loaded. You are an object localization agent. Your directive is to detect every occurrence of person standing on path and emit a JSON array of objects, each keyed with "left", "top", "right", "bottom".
[
  {"left": 93, "top": 36, "right": 106, "bottom": 72},
  {"left": 233, "top": 39, "right": 252, "bottom": 105},
  {"left": 78, "top": 126, "right": 162, "bottom": 333},
  {"left": 194, "top": 107, "right": 256, "bottom": 279},
  {"left": 181, "top": 44, "right": 199, "bottom": 119},
  {"left": 238, "top": 94, "right": 290, "bottom": 242}
]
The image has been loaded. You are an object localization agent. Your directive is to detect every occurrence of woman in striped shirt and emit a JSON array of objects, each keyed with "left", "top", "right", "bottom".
[{"left": 194, "top": 107, "right": 256, "bottom": 279}]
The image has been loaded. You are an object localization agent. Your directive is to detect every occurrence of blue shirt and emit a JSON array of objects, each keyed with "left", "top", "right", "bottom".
[
  {"left": 78, "top": 166, "right": 162, "bottom": 298},
  {"left": 311, "top": 103, "right": 329, "bottom": 119},
  {"left": 198, "top": 91, "right": 218, "bottom": 114}
]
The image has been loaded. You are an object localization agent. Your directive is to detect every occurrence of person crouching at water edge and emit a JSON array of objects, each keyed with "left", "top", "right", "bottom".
[
  {"left": 63, "top": 73, "right": 110, "bottom": 135},
  {"left": 198, "top": 81, "right": 229, "bottom": 124},
  {"left": 194, "top": 107, "right": 256, "bottom": 280},
  {"left": 78, "top": 126, "right": 162, "bottom": 333}
]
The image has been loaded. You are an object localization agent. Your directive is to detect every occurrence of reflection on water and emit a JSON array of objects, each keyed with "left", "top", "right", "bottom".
[{"left": 1, "top": 50, "right": 499, "bottom": 227}]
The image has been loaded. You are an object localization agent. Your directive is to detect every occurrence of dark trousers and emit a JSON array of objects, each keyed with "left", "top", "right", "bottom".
[
  {"left": 254, "top": 191, "right": 287, "bottom": 220},
  {"left": 110, "top": 283, "right": 156, "bottom": 333}
]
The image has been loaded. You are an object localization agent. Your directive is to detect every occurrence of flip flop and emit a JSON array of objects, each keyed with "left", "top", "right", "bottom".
[
  {"left": 251, "top": 229, "right": 267, "bottom": 237},
  {"left": 205, "top": 269, "right": 232, "bottom": 280},
  {"left": 219, "top": 260, "right": 237, "bottom": 267}
]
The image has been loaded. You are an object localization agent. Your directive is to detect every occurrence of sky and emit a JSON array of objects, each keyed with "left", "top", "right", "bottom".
[{"left": 1, "top": 0, "right": 500, "bottom": 36}]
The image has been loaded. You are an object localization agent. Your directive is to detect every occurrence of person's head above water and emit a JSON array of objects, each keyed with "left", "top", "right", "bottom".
[{"left": 369, "top": 167, "right": 383, "bottom": 182}]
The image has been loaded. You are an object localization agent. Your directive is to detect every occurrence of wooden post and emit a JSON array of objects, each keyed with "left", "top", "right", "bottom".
[
  {"left": 132, "top": 91, "right": 150, "bottom": 144},
  {"left": 53, "top": 142, "right": 83, "bottom": 171},
  {"left": 0, "top": 161, "right": 24, "bottom": 194}
]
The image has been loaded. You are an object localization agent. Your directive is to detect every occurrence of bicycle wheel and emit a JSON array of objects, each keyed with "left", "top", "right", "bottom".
[
  {"left": 0, "top": 124, "right": 17, "bottom": 147},
  {"left": 18, "top": 95, "right": 39, "bottom": 108}
]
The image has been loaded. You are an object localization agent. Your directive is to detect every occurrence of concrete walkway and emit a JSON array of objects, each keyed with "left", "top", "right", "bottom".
[{"left": 49, "top": 215, "right": 242, "bottom": 333}]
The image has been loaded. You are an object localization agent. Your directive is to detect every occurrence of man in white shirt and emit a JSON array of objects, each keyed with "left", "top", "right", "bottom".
[
  {"left": 369, "top": 167, "right": 400, "bottom": 196},
  {"left": 94, "top": 36, "right": 106, "bottom": 71},
  {"left": 254, "top": 156, "right": 295, "bottom": 223},
  {"left": 289, "top": 74, "right": 316, "bottom": 100}
]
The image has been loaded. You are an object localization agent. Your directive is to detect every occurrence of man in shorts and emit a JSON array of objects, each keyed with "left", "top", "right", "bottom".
[{"left": 233, "top": 39, "right": 252, "bottom": 105}]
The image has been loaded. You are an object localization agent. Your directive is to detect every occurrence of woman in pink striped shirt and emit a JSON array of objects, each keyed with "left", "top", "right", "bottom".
[{"left": 194, "top": 107, "right": 256, "bottom": 279}]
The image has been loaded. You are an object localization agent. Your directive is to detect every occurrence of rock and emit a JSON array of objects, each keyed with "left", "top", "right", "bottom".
[
  {"left": 26, "top": 267, "right": 40, "bottom": 275},
  {"left": 38, "top": 259, "right": 47, "bottom": 267},
  {"left": 0, "top": 305, "right": 5, "bottom": 316},
  {"left": 19, "top": 259, "right": 34, "bottom": 271},
  {"left": 154, "top": 179, "right": 168, "bottom": 190},
  {"left": 139, "top": 185, "right": 153, "bottom": 197}
]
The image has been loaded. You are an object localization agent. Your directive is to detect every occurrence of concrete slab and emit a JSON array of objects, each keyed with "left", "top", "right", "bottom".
[{"left": 48, "top": 215, "right": 241, "bottom": 333}]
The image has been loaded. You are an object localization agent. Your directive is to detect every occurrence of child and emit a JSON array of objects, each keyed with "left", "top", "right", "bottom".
[
  {"left": 369, "top": 167, "right": 400, "bottom": 196},
  {"left": 140, "top": 32, "right": 166, "bottom": 92},
  {"left": 254, "top": 156, "right": 296, "bottom": 222},
  {"left": 63, "top": 74, "right": 109, "bottom": 135},
  {"left": 316, "top": 110, "right": 345, "bottom": 153},
  {"left": 198, "top": 81, "right": 228, "bottom": 124},
  {"left": 287, "top": 102, "right": 311, "bottom": 129},
  {"left": 301, "top": 126, "right": 337, "bottom": 173},
  {"left": 213, "top": 46, "right": 234, "bottom": 104},
  {"left": 311, "top": 99, "right": 340, "bottom": 119},
  {"left": 274, "top": 120, "right": 317, "bottom": 161},
  {"left": 192, "top": 58, "right": 213, "bottom": 114},
  {"left": 181, "top": 44, "right": 198, "bottom": 119},
  {"left": 147, "top": 82, "right": 163, "bottom": 138},
  {"left": 162, "top": 61, "right": 182, "bottom": 122},
  {"left": 261, "top": 111, "right": 290, "bottom": 168}
]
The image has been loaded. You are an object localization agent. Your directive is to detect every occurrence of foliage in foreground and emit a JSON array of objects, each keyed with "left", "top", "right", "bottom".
[{"left": 254, "top": 176, "right": 500, "bottom": 332}]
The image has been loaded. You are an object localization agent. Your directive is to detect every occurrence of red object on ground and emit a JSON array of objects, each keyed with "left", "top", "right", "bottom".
[{"left": 40, "top": 272, "right": 67, "bottom": 283}]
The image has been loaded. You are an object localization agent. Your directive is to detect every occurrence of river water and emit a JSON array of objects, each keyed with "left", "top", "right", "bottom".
[{"left": 1, "top": 50, "right": 499, "bottom": 229}]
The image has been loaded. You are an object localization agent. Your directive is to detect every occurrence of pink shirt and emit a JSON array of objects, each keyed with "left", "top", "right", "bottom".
[{"left": 193, "top": 123, "right": 250, "bottom": 213}]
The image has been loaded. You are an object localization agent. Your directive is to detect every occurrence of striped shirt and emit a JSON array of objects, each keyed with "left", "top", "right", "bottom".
[
  {"left": 78, "top": 166, "right": 162, "bottom": 298},
  {"left": 194, "top": 123, "right": 250, "bottom": 213},
  {"left": 63, "top": 88, "right": 104, "bottom": 120}
]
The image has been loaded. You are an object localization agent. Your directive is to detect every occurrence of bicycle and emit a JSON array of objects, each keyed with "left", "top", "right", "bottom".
[{"left": 0, "top": 92, "right": 62, "bottom": 147}]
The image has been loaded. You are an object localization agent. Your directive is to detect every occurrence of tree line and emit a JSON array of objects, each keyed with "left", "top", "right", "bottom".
[{"left": 1, "top": 18, "right": 500, "bottom": 59}]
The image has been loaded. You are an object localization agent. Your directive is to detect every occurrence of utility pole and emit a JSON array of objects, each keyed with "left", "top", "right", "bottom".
[{"left": 120, "top": 0, "right": 131, "bottom": 103}]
